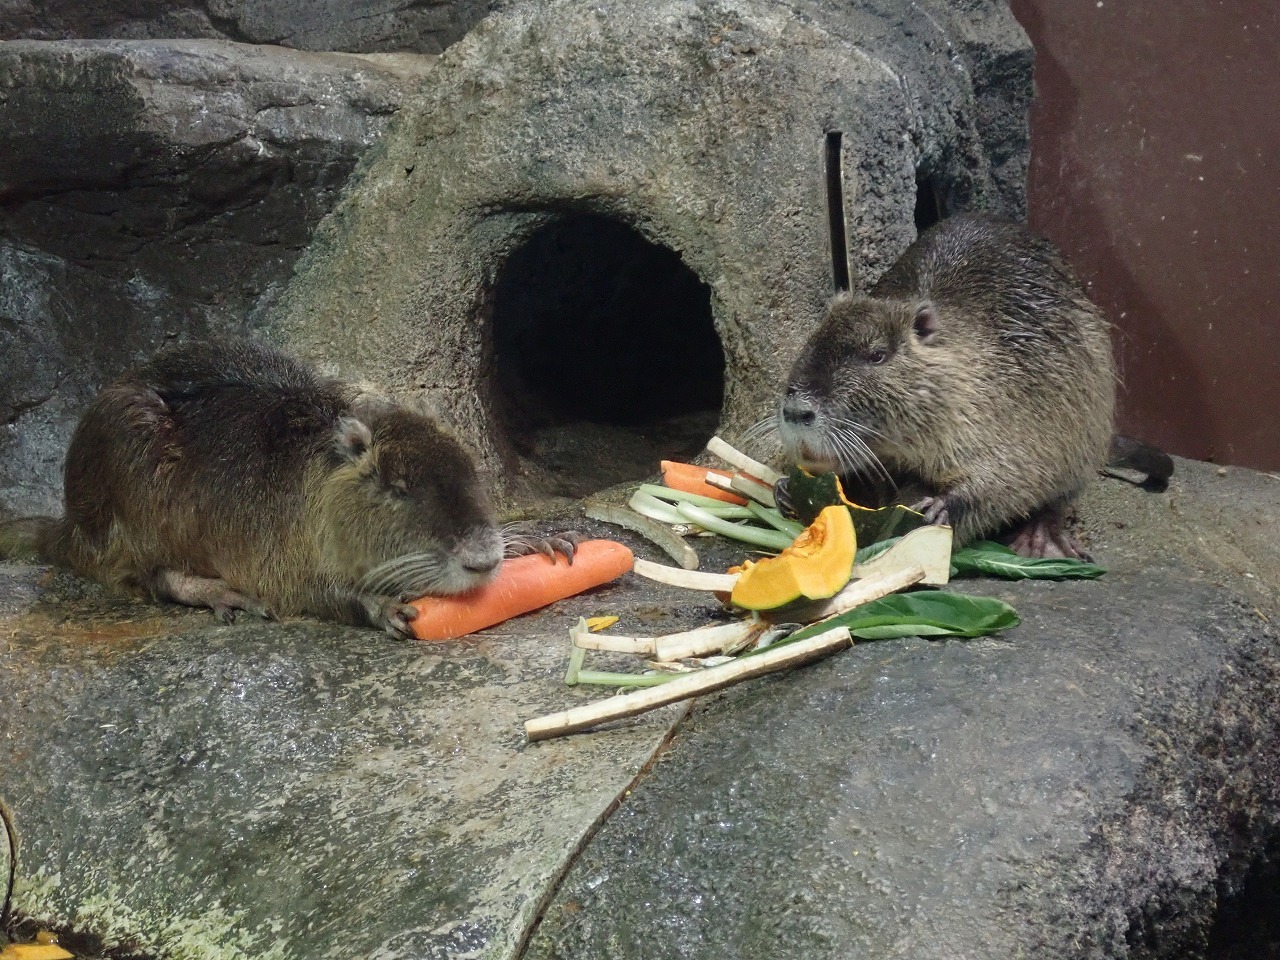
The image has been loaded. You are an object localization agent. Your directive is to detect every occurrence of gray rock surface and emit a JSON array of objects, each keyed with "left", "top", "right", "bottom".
[
  {"left": 2, "top": 460, "right": 1278, "bottom": 959},
  {"left": 0, "top": 528, "right": 700, "bottom": 960},
  {"left": 266, "top": 0, "right": 1032, "bottom": 509},
  {"left": 0, "top": 39, "right": 434, "bottom": 515},
  {"left": 0, "top": 0, "right": 496, "bottom": 55}
]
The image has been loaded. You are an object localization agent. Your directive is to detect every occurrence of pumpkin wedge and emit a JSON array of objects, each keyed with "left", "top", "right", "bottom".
[{"left": 730, "top": 505, "right": 857, "bottom": 610}]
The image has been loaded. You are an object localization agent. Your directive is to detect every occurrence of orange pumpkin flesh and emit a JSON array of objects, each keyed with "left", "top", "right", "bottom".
[{"left": 729, "top": 505, "right": 857, "bottom": 610}]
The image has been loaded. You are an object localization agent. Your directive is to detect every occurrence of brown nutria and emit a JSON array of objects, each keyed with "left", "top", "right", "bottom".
[
  {"left": 3, "top": 339, "right": 570, "bottom": 638},
  {"left": 778, "top": 213, "right": 1125, "bottom": 559}
]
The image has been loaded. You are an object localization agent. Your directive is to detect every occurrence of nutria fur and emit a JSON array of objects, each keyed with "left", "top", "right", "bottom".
[
  {"left": 779, "top": 214, "right": 1118, "bottom": 558},
  {"left": 6, "top": 340, "right": 510, "bottom": 637}
]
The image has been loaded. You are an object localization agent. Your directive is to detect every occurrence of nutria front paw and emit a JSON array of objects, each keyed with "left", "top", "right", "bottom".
[
  {"left": 380, "top": 599, "right": 420, "bottom": 640},
  {"left": 211, "top": 593, "right": 275, "bottom": 624},
  {"left": 773, "top": 477, "right": 796, "bottom": 518},
  {"left": 910, "top": 495, "right": 952, "bottom": 527},
  {"left": 505, "top": 529, "right": 583, "bottom": 564}
]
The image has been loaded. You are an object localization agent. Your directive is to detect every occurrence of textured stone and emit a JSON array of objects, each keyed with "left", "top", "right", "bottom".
[
  {"left": 0, "top": 0, "right": 496, "bottom": 55},
  {"left": 0, "top": 39, "right": 433, "bottom": 515},
  {"left": 266, "top": 0, "right": 1033, "bottom": 509},
  {"left": 0, "top": 517, "right": 704, "bottom": 960},
  {"left": 1, "top": 462, "right": 1277, "bottom": 960},
  {"left": 527, "top": 459, "right": 1280, "bottom": 959}
]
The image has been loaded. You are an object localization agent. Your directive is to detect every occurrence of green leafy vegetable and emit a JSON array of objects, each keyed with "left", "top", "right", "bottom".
[
  {"left": 781, "top": 591, "right": 1020, "bottom": 645},
  {"left": 950, "top": 541, "right": 1106, "bottom": 580}
]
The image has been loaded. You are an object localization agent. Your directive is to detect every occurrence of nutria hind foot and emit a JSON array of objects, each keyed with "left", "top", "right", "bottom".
[
  {"left": 152, "top": 570, "right": 276, "bottom": 623},
  {"left": 1004, "top": 509, "right": 1093, "bottom": 561}
]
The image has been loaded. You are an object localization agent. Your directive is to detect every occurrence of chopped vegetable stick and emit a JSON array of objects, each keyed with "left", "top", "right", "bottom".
[
  {"left": 524, "top": 625, "right": 853, "bottom": 740},
  {"left": 746, "top": 501, "right": 806, "bottom": 539},
  {"left": 675, "top": 502, "right": 795, "bottom": 552},
  {"left": 636, "top": 483, "right": 751, "bottom": 512},
  {"left": 408, "top": 540, "right": 634, "bottom": 641},
  {"left": 573, "top": 628, "right": 656, "bottom": 655},
  {"left": 632, "top": 558, "right": 738, "bottom": 592},
  {"left": 626, "top": 490, "right": 687, "bottom": 525},
  {"left": 660, "top": 460, "right": 748, "bottom": 505},
  {"left": 705, "top": 471, "right": 780, "bottom": 509},
  {"left": 652, "top": 620, "right": 764, "bottom": 661},
  {"left": 731, "top": 474, "right": 779, "bottom": 508},
  {"left": 587, "top": 497, "right": 701, "bottom": 570},
  {"left": 774, "top": 564, "right": 926, "bottom": 625},
  {"left": 706, "top": 435, "right": 783, "bottom": 486},
  {"left": 851, "top": 524, "right": 952, "bottom": 586}
]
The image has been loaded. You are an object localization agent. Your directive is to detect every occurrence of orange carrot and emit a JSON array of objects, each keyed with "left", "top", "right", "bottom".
[
  {"left": 408, "top": 539, "right": 635, "bottom": 641},
  {"left": 659, "top": 460, "right": 748, "bottom": 505}
]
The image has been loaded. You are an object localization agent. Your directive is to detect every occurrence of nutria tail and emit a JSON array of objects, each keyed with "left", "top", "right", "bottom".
[
  {"left": 0, "top": 516, "right": 59, "bottom": 563},
  {"left": 1107, "top": 436, "right": 1175, "bottom": 490}
]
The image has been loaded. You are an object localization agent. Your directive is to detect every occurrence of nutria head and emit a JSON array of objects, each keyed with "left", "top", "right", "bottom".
[
  {"left": 777, "top": 291, "right": 974, "bottom": 479},
  {"left": 314, "top": 405, "right": 504, "bottom": 598}
]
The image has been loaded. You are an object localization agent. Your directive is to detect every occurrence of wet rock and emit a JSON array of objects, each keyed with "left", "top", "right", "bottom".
[
  {"left": 0, "top": 0, "right": 498, "bottom": 55},
  {"left": 0, "top": 39, "right": 434, "bottom": 515}
]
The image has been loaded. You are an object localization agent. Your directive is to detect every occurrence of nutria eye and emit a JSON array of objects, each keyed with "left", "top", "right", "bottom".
[{"left": 867, "top": 348, "right": 888, "bottom": 365}]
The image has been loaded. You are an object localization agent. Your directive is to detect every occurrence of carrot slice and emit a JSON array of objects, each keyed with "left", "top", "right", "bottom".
[
  {"left": 408, "top": 539, "right": 635, "bottom": 641},
  {"left": 659, "top": 460, "right": 748, "bottom": 505}
]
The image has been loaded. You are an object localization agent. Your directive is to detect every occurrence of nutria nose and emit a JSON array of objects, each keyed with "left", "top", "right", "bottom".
[
  {"left": 462, "top": 557, "right": 500, "bottom": 574},
  {"left": 781, "top": 394, "right": 817, "bottom": 426}
]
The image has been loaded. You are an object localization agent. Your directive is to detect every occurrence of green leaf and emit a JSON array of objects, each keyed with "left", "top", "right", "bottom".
[
  {"left": 780, "top": 591, "right": 1020, "bottom": 645},
  {"left": 950, "top": 541, "right": 1106, "bottom": 580}
]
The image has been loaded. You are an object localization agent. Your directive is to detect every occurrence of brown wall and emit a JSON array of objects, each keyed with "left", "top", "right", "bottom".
[{"left": 1008, "top": 0, "right": 1279, "bottom": 470}]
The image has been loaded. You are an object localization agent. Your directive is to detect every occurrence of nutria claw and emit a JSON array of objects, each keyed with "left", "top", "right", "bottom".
[
  {"left": 212, "top": 598, "right": 277, "bottom": 625},
  {"left": 506, "top": 530, "right": 583, "bottom": 564},
  {"left": 772, "top": 477, "right": 796, "bottom": 519},
  {"left": 381, "top": 600, "right": 421, "bottom": 641},
  {"left": 910, "top": 495, "right": 953, "bottom": 528}
]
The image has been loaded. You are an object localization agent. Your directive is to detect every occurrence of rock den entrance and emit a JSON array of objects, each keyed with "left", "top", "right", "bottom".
[{"left": 489, "top": 213, "right": 725, "bottom": 498}]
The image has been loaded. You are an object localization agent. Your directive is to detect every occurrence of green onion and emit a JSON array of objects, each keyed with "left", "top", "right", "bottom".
[
  {"left": 674, "top": 503, "right": 795, "bottom": 552},
  {"left": 746, "top": 502, "right": 805, "bottom": 540}
]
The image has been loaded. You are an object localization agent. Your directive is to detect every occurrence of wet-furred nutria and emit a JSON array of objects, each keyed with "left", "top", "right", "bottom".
[
  {"left": 778, "top": 213, "right": 1163, "bottom": 559},
  {"left": 2, "top": 339, "right": 571, "bottom": 638}
]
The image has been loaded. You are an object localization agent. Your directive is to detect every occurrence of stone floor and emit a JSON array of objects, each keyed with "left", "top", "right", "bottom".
[{"left": 2, "top": 458, "right": 1278, "bottom": 959}]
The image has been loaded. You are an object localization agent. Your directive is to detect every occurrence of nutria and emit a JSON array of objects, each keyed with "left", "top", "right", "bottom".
[
  {"left": 2, "top": 339, "right": 571, "bottom": 638},
  {"left": 778, "top": 213, "right": 1141, "bottom": 559}
]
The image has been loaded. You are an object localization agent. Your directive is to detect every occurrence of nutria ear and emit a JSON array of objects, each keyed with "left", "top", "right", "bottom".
[
  {"left": 913, "top": 303, "right": 940, "bottom": 342},
  {"left": 336, "top": 417, "right": 373, "bottom": 461}
]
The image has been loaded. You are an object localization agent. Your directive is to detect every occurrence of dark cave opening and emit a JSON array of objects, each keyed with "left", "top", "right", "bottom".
[
  {"left": 489, "top": 213, "right": 725, "bottom": 497},
  {"left": 1205, "top": 834, "right": 1280, "bottom": 960},
  {"left": 914, "top": 174, "right": 944, "bottom": 232}
]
